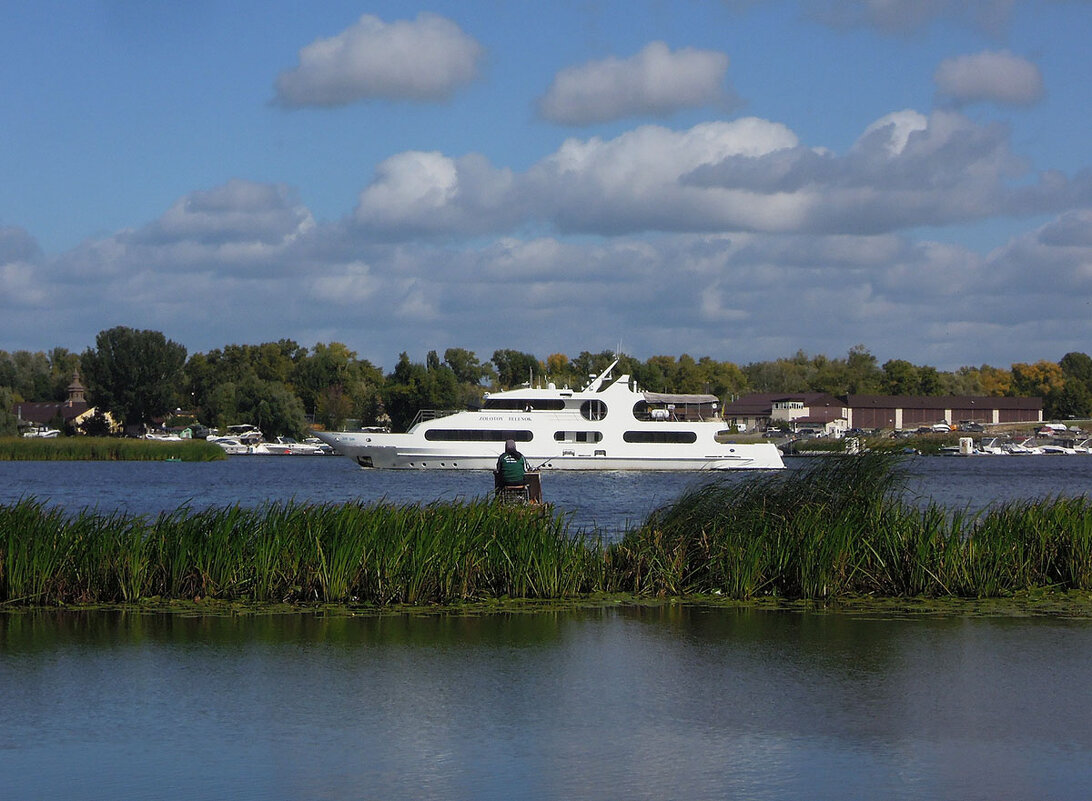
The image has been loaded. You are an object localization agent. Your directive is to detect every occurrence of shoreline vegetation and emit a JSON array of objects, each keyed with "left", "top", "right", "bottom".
[
  {"left": 3, "top": 455, "right": 1092, "bottom": 611},
  {"left": 0, "top": 437, "right": 226, "bottom": 461}
]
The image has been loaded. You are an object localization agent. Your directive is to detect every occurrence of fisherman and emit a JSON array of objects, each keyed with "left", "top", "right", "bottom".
[{"left": 495, "top": 438, "right": 527, "bottom": 487}]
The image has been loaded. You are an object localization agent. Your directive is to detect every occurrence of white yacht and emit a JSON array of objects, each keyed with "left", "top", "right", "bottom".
[
  {"left": 208, "top": 436, "right": 250, "bottom": 455},
  {"left": 313, "top": 360, "right": 784, "bottom": 471},
  {"left": 263, "top": 436, "right": 328, "bottom": 455}
]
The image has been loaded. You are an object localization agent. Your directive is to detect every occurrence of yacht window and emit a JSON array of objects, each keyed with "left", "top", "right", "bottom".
[
  {"left": 482, "top": 398, "right": 565, "bottom": 411},
  {"left": 622, "top": 431, "right": 698, "bottom": 444},
  {"left": 553, "top": 431, "right": 603, "bottom": 443},
  {"left": 580, "top": 400, "right": 607, "bottom": 421},
  {"left": 424, "top": 429, "right": 532, "bottom": 442}
]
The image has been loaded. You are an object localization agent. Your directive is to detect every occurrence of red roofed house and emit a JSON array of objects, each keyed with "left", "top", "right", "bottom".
[{"left": 13, "top": 371, "right": 116, "bottom": 435}]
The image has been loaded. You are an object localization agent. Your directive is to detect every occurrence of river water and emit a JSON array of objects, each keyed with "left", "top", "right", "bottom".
[
  {"left": 4, "top": 452, "right": 1092, "bottom": 535},
  {"left": 3, "top": 455, "right": 1092, "bottom": 800}
]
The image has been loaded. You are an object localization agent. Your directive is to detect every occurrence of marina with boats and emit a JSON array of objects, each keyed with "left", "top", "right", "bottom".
[{"left": 146, "top": 423, "right": 333, "bottom": 456}]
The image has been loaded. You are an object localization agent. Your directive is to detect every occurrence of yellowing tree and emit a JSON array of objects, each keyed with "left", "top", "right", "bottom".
[{"left": 1010, "top": 361, "right": 1064, "bottom": 398}]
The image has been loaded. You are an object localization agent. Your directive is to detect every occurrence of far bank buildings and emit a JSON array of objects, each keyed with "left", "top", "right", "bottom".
[{"left": 723, "top": 392, "right": 1043, "bottom": 435}]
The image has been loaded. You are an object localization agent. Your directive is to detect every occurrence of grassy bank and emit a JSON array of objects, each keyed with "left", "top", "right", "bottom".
[
  {"left": 0, "top": 437, "right": 226, "bottom": 461},
  {"left": 3, "top": 454, "right": 1092, "bottom": 607}
]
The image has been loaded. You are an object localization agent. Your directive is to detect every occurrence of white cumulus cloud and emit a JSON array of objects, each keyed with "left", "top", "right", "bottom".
[
  {"left": 934, "top": 50, "right": 1044, "bottom": 107},
  {"left": 310, "top": 262, "right": 381, "bottom": 304},
  {"left": 274, "top": 13, "right": 483, "bottom": 107},
  {"left": 538, "top": 41, "right": 736, "bottom": 125},
  {"left": 132, "top": 180, "right": 314, "bottom": 247},
  {"left": 353, "top": 151, "right": 520, "bottom": 236}
]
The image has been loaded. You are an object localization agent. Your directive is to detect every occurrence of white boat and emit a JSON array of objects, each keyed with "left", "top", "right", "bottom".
[
  {"left": 978, "top": 437, "right": 1010, "bottom": 455},
  {"left": 263, "top": 436, "right": 327, "bottom": 455},
  {"left": 1037, "top": 441, "right": 1079, "bottom": 455},
  {"left": 1005, "top": 438, "right": 1046, "bottom": 455},
  {"left": 225, "top": 424, "right": 264, "bottom": 444},
  {"left": 208, "top": 436, "right": 250, "bottom": 455},
  {"left": 313, "top": 360, "right": 784, "bottom": 471}
]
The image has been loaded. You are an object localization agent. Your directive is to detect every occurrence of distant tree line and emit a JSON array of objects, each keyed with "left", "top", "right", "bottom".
[{"left": 2, "top": 328, "right": 1091, "bottom": 437}]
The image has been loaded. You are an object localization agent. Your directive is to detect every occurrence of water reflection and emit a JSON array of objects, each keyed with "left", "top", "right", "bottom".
[
  {"left": 3, "top": 454, "right": 1092, "bottom": 537},
  {"left": 3, "top": 607, "right": 1091, "bottom": 800}
]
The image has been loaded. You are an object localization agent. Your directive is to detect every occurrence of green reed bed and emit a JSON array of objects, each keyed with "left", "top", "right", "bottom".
[
  {"left": 0, "top": 436, "right": 226, "bottom": 461},
  {"left": 0, "top": 498, "right": 602, "bottom": 606},
  {"left": 6, "top": 454, "right": 1092, "bottom": 608},
  {"left": 608, "top": 453, "right": 1092, "bottom": 600}
]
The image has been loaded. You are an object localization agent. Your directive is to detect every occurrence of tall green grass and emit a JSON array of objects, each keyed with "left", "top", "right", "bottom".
[
  {"left": 0, "top": 437, "right": 225, "bottom": 461},
  {"left": 607, "top": 453, "right": 1092, "bottom": 600},
  {"left": 5, "top": 454, "right": 1092, "bottom": 607},
  {"left": 0, "top": 498, "right": 600, "bottom": 606}
]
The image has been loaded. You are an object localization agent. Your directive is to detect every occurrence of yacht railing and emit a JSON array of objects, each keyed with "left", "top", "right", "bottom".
[{"left": 409, "top": 409, "right": 461, "bottom": 428}]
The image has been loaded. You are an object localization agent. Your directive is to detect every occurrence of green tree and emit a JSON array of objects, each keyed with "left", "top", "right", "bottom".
[
  {"left": 918, "top": 365, "right": 942, "bottom": 396},
  {"left": 183, "top": 352, "right": 216, "bottom": 415},
  {"left": 315, "top": 385, "right": 355, "bottom": 430},
  {"left": 0, "top": 350, "right": 52, "bottom": 401},
  {"left": 0, "top": 387, "right": 17, "bottom": 436},
  {"left": 80, "top": 327, "right": 187, "bottom": 428},
  {"left": 444, "top": 347, "right": 492, "bottom": 386},
  {"left": 491, "top": 349, "right": 541, "bottom": 389},
  {"left": 673, "top": 354, "right": 704, "bottom": 393},
  {"left": 382, "top": 353, "right": 429, "bottom": 432},
  {"left": 1055, "top": 352, "right": 1092, "bottom": 418},
  {"left": 203, "top": 375, "right": 306, "bottom": 437},
  {"left": 1049, "top": 380, "right": 1092, "bottom": 419},
  {"left": 239, "top": 375, "right": 307, "bottom": 437},
  {"left": 940, "top": 367, "right": 986, "bottom": 396},
  {"left": 882, "top": 359, "right": 920, "bottom": 395},
  {"left": 293, "top": 342, "right": 356, "bottom": 417},
  {"left": 204, "top": 381, "right": 240, "bottom": 429},
  {"left": 1060, "top": 352, "right": 1092, "bottom": 384},
  {"left": 632, "top": 359, "right": 669, "bottom": 393},
  {"left": 570, "top": 351, "right": 617, "bottom": 383},
  {"left": 696, "top": 357, "right": 748, "bottom": 399},
  {"left": 844, "top": 345, "right": 882, "bottom": 394},
  {"left": 48, "top": 348, "right": 81, "bottom": 400},
  {"left": 810, "top": 353, "right": 851, "bottom": 396}
]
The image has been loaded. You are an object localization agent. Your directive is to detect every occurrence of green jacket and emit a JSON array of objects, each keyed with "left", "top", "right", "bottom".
[{"left": 496, "top": 451, "right": 526, "bottom": 485}]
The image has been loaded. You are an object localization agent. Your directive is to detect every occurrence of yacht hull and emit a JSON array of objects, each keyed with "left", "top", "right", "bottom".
[{"left": 315, "top": 431, "right": 784, "bottom": 471}]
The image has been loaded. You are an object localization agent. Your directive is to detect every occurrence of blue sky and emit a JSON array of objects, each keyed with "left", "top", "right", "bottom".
[{"left": 2, "top": 0, "right": 1091, "bottom": 371}]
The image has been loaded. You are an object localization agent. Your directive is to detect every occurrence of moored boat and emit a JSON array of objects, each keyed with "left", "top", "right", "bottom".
[
  {"left": 314, "top": 360, "right": 784, "bottom": 471},
  {"left": 263, "top": 436, "right": 327, "bottom": 455}
]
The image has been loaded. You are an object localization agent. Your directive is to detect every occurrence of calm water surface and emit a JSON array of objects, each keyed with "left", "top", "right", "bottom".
[
  {"left": 3, "top": 452, "right": 1092, "bottom": 534},
  {"left": 3, "top": 456, "right": 1092, "bottom": 799},
  {"left": 2, "top": 607, "right": 1090, "bottom": 801}
]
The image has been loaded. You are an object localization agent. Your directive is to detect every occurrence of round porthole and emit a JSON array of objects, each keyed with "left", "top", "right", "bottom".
[{"left": 580, "top": 399, "right": 607, "bottom": 421}]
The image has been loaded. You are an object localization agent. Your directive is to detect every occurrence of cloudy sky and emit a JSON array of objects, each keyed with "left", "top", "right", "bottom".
[{"left": 2, "top": 1, "right": 1090, "bottom": 371}]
